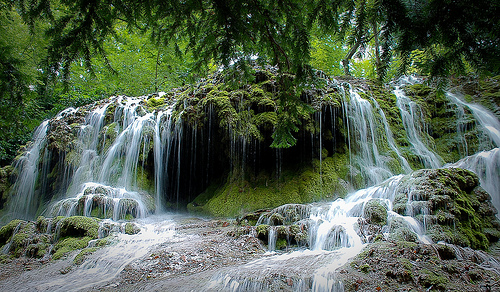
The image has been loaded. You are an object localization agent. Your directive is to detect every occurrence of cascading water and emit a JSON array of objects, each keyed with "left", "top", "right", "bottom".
[
  {"left": 6, "top": 107, "right": 78, "bottom": 220},
  {"left": 2, "top": 72, "right": 500, "bottom": 291},
  {"left": 209, "top": 173, "right": 436, "bottom": 291},
  {"left": 7, "top": 215, "right": 178, "bottom": 292},
  {"left": 442, "top": 90, "right": 500, "bottom": 212},
  {"left": 7, "top": 121, "right": 49, "bottom": 220},
  {"left": 340, "top": 83, "right": 411, "bottom": 186},
  {"left": 392, "top": 77, "right": 500, "bottom": 213},
  {"left": 446, "top": 91, "right": 500, "bottom": 148},
  {"left": 3, "top": 94, "right": 184, "bottom": 221},
  {"left": 449, "top": 148, "right": 500, "bottom": 213},
  {"left": 393, "top": 85, "right": 443, "bottom": 169},
  {"left": 50, "top": 96, "right": 160, "bottom": 219}
]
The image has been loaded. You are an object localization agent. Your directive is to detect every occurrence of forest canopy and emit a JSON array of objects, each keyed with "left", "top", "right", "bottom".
[{"left": 1, "top": 0, "right": 499, "bottom": 163}]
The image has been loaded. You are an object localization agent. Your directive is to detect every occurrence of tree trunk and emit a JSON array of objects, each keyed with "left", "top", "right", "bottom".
[
  {"left": 372, "top": 21, "right": 382, "bottom": 80},
  {"left": 342, "top": 38, "right": 363, "bottom": 76}
]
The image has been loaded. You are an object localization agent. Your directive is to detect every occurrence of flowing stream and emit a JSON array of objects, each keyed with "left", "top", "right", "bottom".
[{"left": 27, "top": 216, "right": 177, "bottom": 292}]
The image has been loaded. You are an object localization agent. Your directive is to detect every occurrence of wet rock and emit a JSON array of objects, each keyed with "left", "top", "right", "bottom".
[
  {"left": 435, "top": 244, "right": 456, "bottom": 260},
  {"left": 363, "top": 199, "right": 388, "bottom": 226},
  {"left": 238, "top": 209, "right": 271, "bottom": 226},
  {"left": 356, "top": 217, "right": 383, "bottom": 243},
  {"left": 338, "top": 240, "right": 500, "bottom": 292},
  {"left": 389, "top": 227, "right": 418, "bottom": 243},
  {"left": 124, "top": 222, "right": 141, "bottom": 235},
  {"left": 59, "top": 216, "right": 99, "bottom": 239},
  {"left": 394, "top": 168, "right": 500, "bottom": 250},
  {"left": 0, "top": 219, "right": 23, "bottom": 246},
  {"left": 256, "top": 224, "right": 270, "bottom": 241}
]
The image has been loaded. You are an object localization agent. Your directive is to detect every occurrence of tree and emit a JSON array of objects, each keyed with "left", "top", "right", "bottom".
[
  {"left": 0, "top": 4, "right": 47, "bottom": 165},
  {"left": 10, "top": 0, "right": 500, "bottom": 150},
  {"left": 386, "top": 0, "right": 500, "bottom": 76}
]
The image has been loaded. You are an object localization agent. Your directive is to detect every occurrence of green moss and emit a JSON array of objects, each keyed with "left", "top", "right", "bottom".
[
  {"left": 359, "top": 263, "right": 371, "bottom": 273},
  {"left": 123, "top": 213, "right": 134, "bottom": 221},
  {"left": 389, "top": 228, "right": 418, "bottom": 243},
  {"left": 419, "top": 269, "right": 449, "bottom": 290},
  {"left": 0, "top": 165, "right": 13, "bottom": 204},
  {"left": 146, "top": 97, "right": 166, "bottom": 109},
  {"left": 276, "top": 238, "right": 287, "bottom": 250},
  {"left": 363, "top": 200, "right": 388, "bottom": 226},
  {"left": 95, "top": 236, "right": 116, "bottom": 247},
  {"left": 73, "top": 247, "right": 99, "bottom": 265},
  {"left": 189, "top": 155, "right": 351, "bottom": 217},
  {"left": 136, "top": 165, "right": 155, "bottom": 196},
  {"left": 60, "top": 216, "right": 99, "bottom": 239},
  {"left": 403, "top": 168, "right": 499, "bottom": 250},
  {"left": 36, "top": 216, "right": 48, "bottom": 233},
  {"left": 0, "top": 219, "right": 23, "bottom": 246},
  {"left": 53, "top": 236, "right": 92, "bottom": 260},
  {"left": 26, "top": 240, "right": 50, "bottom": 259},
  {"left": 105, "top": 122, "right": 118, "bottom": 140},
  {"left": 11, "top": 232, "right": 29, "bottom": 257},
  {"left": 0, "top": 254, "right": 11, "bottom": 264},
  {"left": 256, "top": 224, "right": 270, "bottom": 238},
  {"left": 124, "top": 222, "right": 141, "bottom": 235}
]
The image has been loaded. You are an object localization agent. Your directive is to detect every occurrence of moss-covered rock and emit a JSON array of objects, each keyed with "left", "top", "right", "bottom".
[
  {"left": 59, "top": 216, "right": 100, "bottom": 239},
  {"left": 338, "top": 240, "right": 500, "bottom": 292},
  {"left": 403, "top": 82, "right": 496, "bottom": 164},
  {"left": 0, "top": 165, "right": 13, "bottom": 210},
  {"left": 394, "top": 168, "right": 500, "bottom": 250},
  {"left": 52, "top": 236, "right": 92, "bottom": 260},
  {"left": 47, "top": 119, "right": 76, "bottom": 152},
  {"left": 124, "top": 222, "right": 141, "bottom": 235},
  {"left": 363, "top": 199, "right": 388, "bottom": 226},
  {"left": 73, "top": 247, "right": 99, "bottom": 265},
  {"left": 0, "top": 215, "right": 111, "bottom": 261},
  {"left": 0, "top": 219, "right": 23, "bottom": 246}
]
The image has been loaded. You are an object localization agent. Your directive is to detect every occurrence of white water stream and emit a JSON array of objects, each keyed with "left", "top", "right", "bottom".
[
  {"left": 36, "top": 215, "right": 178, "bottom": 292},
  {"left": 393, "top": 86, "right": 443, "bottom": 169}
]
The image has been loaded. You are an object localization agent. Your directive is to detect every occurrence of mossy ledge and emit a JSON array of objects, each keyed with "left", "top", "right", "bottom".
[
  {"left": 395, "top": 168, "right": 500, "bottom": 250},
  {"left": 188, "top": 155, "right": 351, "bottom": 218},
  {"left": 0, "top": 216, "right": 113, "bottom": 262}
]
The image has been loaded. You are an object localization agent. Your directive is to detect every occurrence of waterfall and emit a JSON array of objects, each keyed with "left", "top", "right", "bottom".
[
  {"left": 391, "top": 77, "right": 500, "bottom": 215},
  {"left": 7, "top": 121, "right": 49, "bottom": 219},
  {"left": 153, "top": 110, "right": 168, "bottom": 213},
  {"left": 393, "top": 86, "right": 443, "bottom": 169},
  {"left": 208, "top": 173, "right": 434, "bottom": 291},
  {"left": 442, "top": 90, "right": 500, "bottom": 213},
  {"left": 3, "top": 72, "right": 500, "bottom": 291},
  {"left": 34, "top": 216, "right": 176, "bottom": 292},
  {"left": 2, "top": 95, "right": 185, "bottom": 221},
  {"left": 341, "top": 84, "right": 411, "bottom": 186},
  {"left": 449, "top": 148, "right": 500, "bottom": 214},
  {"left": 65, "top": 103, "right": 110, "bottom": 197},
  {"left": 6, "top": 107, "right": 78, "bottom": 219},
  {"left": 445, "top": 91, "right": 500, "bottom": 148},
  {"left": 47, "top": 97, "right": 156, "bottom": 219}
]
